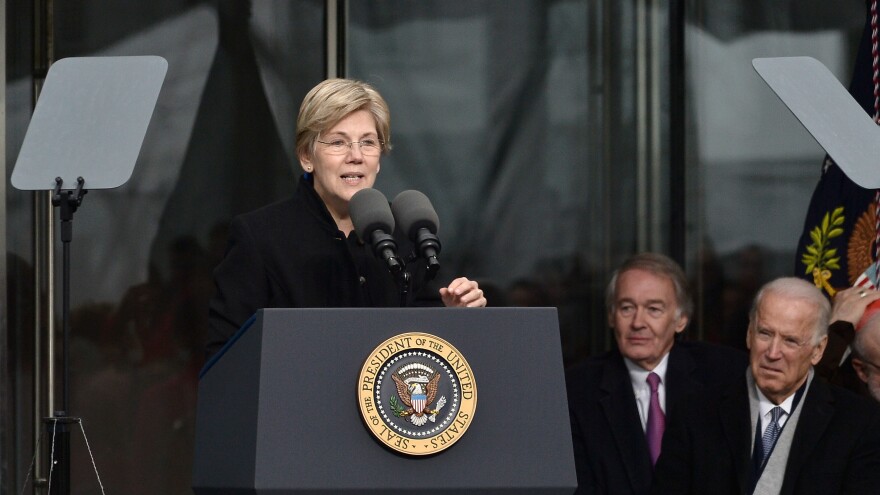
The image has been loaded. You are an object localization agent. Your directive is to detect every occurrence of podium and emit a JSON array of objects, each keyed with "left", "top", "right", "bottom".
[{"left": 192, "top": 307, "right": 576, "bottom": 494}]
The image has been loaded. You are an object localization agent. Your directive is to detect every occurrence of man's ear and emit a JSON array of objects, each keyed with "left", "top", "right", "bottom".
[
  {"left": 810, "top": 335, "right": 829, "bottom": 366},
  {"left": 853, "top": 358, "right": 870, "bottom": 384},
  {"left": 674, "top": 314, "right": 689, "bottom": 334}
]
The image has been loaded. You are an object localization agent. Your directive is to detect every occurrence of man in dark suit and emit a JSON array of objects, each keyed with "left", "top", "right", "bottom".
[
  {"left": 814, "top": 285, "right": 880, "bottom": 396},
  {"left": 852, "top": 310, "right": 880, "bottom": 402},
  {"left": 566, "top": 253, "right": 747, "bottom": 495},
  {"left": 652, "top": 277, "right": 880, "bottom": 495}
]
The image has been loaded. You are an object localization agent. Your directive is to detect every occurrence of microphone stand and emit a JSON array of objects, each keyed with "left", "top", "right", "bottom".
[
  {"left": 397, "top": 270, "right": 411, "bottom": 307},
  {"left": 46, "top": 176, "right": 87, "bottom": 495},
  {"left": 398, "top": 229, "right": 439, "bottom": 307},
  {"left": 366, "top": 229, "right": 411, "bottom": 307},
  {"left": 414, "top": 228, "right": 441, "bottom": 281}
]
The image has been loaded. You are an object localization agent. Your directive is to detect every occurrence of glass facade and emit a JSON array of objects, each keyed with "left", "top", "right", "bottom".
[
  {"left": 347, "top": 1, "right": 649, "bottom": 363},
  {"left": 0, "top": 1, "right": 867, "bottom": 493},
  {"left": 6, "top": 2, "right": 326, "bottom": 493},
  {"left": 686, "top": 1, "right": 865, "bottom": 349}
]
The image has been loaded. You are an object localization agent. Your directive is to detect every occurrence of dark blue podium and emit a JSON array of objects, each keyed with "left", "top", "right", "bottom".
[{"left": 192, "top": 307, "right": 576, "bottom": 494}]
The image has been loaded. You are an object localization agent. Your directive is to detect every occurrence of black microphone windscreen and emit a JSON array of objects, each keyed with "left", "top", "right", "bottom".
[
  {"left": 391, "top": 190, "right": 439, "bottom": 240},
  {"left": 350, "top": 188, "right": 394, "bottom": 240}
]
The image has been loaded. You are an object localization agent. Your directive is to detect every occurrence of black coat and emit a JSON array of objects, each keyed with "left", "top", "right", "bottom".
[
  {"left": 565, "top": 340, "right": 748, "bottom": 495},
  {"left": 207, "top": 175, "right": 438, "bottom": 358},
  {"left": 651, "top": 373, "right": 880, "bottom": 495}
]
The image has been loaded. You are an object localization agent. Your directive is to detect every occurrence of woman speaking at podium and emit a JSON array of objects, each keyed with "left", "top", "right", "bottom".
[{"left": 206, "top": 79, "right": 486, "bottom": 358}]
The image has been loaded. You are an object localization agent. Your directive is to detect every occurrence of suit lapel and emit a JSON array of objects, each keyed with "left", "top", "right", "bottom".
[
  {"left": 664, "top": 343, "right": 698, "bottom": 419},
  {"left": 719, "top": 377, "right": 752, "bottom": 493},
  {"left": 780, "top": 377, "right": 835, "bottom": 495},
  {"left": 599, "top": 352, "right": 653, "bottom": 492}
]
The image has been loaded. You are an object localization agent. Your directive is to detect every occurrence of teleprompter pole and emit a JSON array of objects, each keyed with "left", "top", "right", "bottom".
[{"left": 45, "top": 176, "right": 87, "bottom": 495}]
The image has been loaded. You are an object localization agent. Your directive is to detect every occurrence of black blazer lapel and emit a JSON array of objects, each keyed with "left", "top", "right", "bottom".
[
  {"left": 664, "top": 344, "right": 699, "bottom": 419},
  {"left": 599, "top": 354, "right": 653, "bottom": 492},
  {"left": 780, "top": 377, "right": 835, "bottom": 495},
  {"left": 719, "top": 378, "right": 752, "bottom": 494}
]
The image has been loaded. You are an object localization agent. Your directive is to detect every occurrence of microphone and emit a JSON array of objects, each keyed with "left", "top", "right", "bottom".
[
  {"left": 350, "top": 188, "right": 402, "bottom": 274},
  {"left": 391, "top": 190, "right": 441, "bottom": 277}
]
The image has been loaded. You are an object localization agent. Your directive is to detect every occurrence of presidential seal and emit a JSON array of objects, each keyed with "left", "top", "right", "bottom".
[{"left": 357, "top": 332, "right": 477, "bottom": 456}]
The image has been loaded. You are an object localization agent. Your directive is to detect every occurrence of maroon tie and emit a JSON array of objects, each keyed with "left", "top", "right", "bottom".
[{"left": 646, "top": 372, "right": 665, "bottom": 466}]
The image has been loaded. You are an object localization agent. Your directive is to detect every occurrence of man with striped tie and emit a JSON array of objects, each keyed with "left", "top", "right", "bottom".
[{"left": 652, "top": 277, "right": 880, "bottom": 495}]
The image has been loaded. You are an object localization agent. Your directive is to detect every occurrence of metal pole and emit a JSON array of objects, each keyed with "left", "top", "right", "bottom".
[
  {"left": 325, "top": 0, "right": 347, "bottom": 78},
  {"left": 32, "top": 0, "right": 55, "bottom": 492},
  {"left": 0, "top": 0, "right": 7, "bottom": 492},
  {"left": 668, "top": 0, "right": 686, "bottom": 267}
]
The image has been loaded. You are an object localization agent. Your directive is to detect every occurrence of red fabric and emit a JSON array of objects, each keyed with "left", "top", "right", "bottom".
[{"left": 857, "top": 299, "right": 880, "bottom": 330}]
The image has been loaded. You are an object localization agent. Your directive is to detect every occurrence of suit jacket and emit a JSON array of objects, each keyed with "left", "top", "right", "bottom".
[
  {"left": 206, "top": 175, "right": 438, "bottom": 358},
  {"left": 651, "top": 372, "right": 880, "bottom": 495},
  {"left": 565, "top": 340, "right": 747, "bottom": 495}
]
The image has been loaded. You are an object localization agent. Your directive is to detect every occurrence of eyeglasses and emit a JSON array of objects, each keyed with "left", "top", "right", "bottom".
[{"left": 316, "top": 138, "right": 383, "bottom": 156}]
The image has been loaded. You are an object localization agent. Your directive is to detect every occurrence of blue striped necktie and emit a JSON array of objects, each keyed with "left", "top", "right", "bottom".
[{"left": 761, "top": 406, "right": 784, "bottom": 464}]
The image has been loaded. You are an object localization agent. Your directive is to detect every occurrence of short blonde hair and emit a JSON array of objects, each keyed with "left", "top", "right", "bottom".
[{"left": 295, "top": 78, "right": 391, "bottom": 162}]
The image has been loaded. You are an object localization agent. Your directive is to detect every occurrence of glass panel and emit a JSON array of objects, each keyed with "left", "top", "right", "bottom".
[
  {"left": 686, "top": 2, "right": 865, "bottom": 347},
  {"left": 6, "top": 2, "right": 324, "bottom": 493},
  {"left": 6, "top": 2, "right": 42, "bottom": 491},
  {"left": 347, "top": 0, "right": 659, "bottom": 364}
]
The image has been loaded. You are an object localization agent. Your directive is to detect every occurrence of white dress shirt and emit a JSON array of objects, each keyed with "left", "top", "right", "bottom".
[
  {"left": 755, "top": 384, "right": 795, "bottom": 436},
  {"left": 624, "top": 352, "right": 670, "bottom": 432}
]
